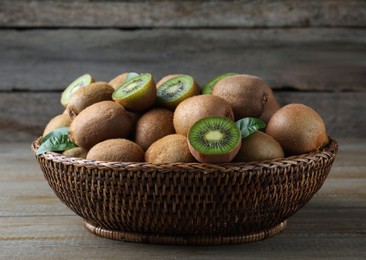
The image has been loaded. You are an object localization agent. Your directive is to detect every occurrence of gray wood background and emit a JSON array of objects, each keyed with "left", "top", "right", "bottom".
[{"left": 0, "top": 0, "right": 365, "bottom": 142}]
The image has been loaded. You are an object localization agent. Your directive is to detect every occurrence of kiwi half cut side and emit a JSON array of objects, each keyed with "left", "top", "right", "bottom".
[
  {"left": 156, "top": 75, "right": 200, "bottom": 110},
  {"left": 187, "top": 116, "right": 241, "bottom": 163},
  {"left": 61, "top": 74, "right": 94, "bottom": 107},
  {"left": 112, "top": 73, "right": 156, "bottom": 112},
  {"left": 201, "top": 73, "right": 236, "bottom": 94}
]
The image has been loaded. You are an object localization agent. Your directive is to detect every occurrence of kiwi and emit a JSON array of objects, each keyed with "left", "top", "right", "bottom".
[
  {"left": 69, "top": 101, "right": 132, "bottom": 149},
  {"left": 61, "top": 74, "right": 94, "bottom": 107},
  {"left": 233, "top": 131, "right": 284, "bottom": 162},
  {"left": 156, "top": 74, "right": 182, "bottom": 88},
  {"left": 87, "top": 138, "right": 144, "bottom": 162},
  {"left": 112, "top": 73, "right": 156, "bottom": 112},
  {"left": 43, "top": 114, "right": 72, "bottom": 137},
  {"left": 145, "top": 134, "right": 195, "bottom": 163},
  {"left": 67, "top": 82, "right": 114, "bottom": 117},
  {"left": 156, "top": 75, "right": 200, "bottom": 110},
  {"left": 109, "top": 72, "right": 139, "bottom": 90},
  {"left": 62, "top": 147, "right": 88, "bottom": 159},
  {"left": 135, "top": 108, "right": 175, "bottom": 150},
  {"left": 201, "top": 73, "right": 236, "bottom": 94},
  {"left": 187, "top": 116, "right": 241, "bottom": 163},
  {"left": 173, "top": 95, "right": 234, "bottom": 136},
  {"left": 259, "top": 85, "right": 281, "bottom": 123},
  {"left": 266, "top": 103, "right": 328, "bottom": 155},
  {"left": 212, "top": 74, "right": 268, "bottom": 119}
]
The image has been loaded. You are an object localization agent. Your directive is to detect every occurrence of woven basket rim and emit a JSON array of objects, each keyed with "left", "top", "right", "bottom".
[{"left": 31, "top": 136, "right": 338, "bottom": 171}]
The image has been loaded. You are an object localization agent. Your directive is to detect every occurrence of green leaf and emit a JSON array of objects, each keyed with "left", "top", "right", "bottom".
[
  {"left": 40, "top": 127, "right": 70, "bottom": 145},
  {"left": 37, "top": 127, "right": 77, "bottom": 155},
  {"left": 126, "top": 72, "right": 140, "bottom": 82},
  {"left": 236, "top": 118, "right": 266, "bottom": 138}
]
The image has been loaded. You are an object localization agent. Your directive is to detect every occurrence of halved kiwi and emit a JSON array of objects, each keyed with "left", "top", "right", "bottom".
[
  {"left": 61, "top": 74, "right": 94, "bottom": 107},
  {"left": 201, "top": 73, "right": 236, "bottom": 94},
  {"left": 109, "top": 72, "right": 139, "bottom": 90},
  {"left": 156, "top": 75, "right": 200, "bottom": 110},
  {"left": 112, "top": 73, "right": 156, "bottom": 112},
  {"left": 187, "top": 116, "right": 241, "bottom": 163},
  {"left": 156, "top": 74, "right": 182, "bottom": 88}
]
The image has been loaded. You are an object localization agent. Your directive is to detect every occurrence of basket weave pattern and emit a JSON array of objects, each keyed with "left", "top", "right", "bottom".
[{"left": 32, "top": 137, "right": 338, "bottom": 245}]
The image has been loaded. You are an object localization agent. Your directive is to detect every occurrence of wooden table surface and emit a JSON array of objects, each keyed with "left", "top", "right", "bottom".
[{"left": 1, "top": 139, "right": 365, "bottom": 259}]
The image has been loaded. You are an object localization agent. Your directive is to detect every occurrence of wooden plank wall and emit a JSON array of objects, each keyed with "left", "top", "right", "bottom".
[{"left": 0, "top": 0, "right": 365, "bottom": 142}]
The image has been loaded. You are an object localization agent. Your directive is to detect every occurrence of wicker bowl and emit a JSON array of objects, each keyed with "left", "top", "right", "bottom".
[{"left": 32, "top": 137, "right": 338, "bottom": 245}]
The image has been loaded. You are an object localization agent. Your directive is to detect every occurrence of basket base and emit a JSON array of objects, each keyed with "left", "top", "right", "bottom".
[{"left": 83, "top": 220, "right": 287, "bottom": 245}]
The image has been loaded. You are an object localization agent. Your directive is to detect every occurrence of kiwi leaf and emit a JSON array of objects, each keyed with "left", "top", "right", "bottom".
[
  {"left": 37, "top": 127, "right": 77, "bottom": 155},
  {"left": 126, "top": 72, "right": 139, "bottom": 82},
  {"left": 236, "top": 118, "right": 266, "bottom": 138}
]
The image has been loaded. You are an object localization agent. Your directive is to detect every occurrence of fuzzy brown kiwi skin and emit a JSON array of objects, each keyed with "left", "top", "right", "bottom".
[
  {"left": 43, "top": 114, "right": 72, "bottom": 137},
  {"left": 135, "top": 108, "right": 175, "bottom": 151},
  {"left": 62, "top": 147, "right": 88, "bottom": 159},
  {"left": 173, "top": 95, "right": 234, "bottom": 136},
  {"left": 69, "top": 101, "right": 132, "bottom": 150},
  {"left": 109, "top": 73, "right": 129, "bottom": 90},
  {"left": 266, "top": 103, "right": 328, "bottom": 156},
  {"left": 156, "top": 74, "right": 183, "bottom": 88},
  {"left": 87, "top": 138, "right": 144, "bottom": 162},
  {"left": 67, "top": 82, "right": 114, "bottom": 118},
  {"left": 212, "top": 74, "right": 268, "bottom": 119},
  {"left": 233, "top": 131, "right": 284, "bottom": 162},
  {"left": 145, "top": 134, "right": 195, "bottom": 163},
  {"left": 259, "top": 85, "right": 281, "bottom": 123}
]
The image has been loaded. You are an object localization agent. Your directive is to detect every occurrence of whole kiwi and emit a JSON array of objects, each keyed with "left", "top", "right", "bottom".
[
  {"left": 135, "top": 108, "right": 175, "bottom": 150},
  {"left": 62, "top": 147, "right": 88, "bottom": 159},
  {"left": 266, "top": 103, "right": 328, "bottom": 155},
  {"left": 145, "top": 134, "right": 195, "bottom": 163},
  {"left": 173, "top": 95, "right": 234, "bottom": 136},
  {"left": 69, "top": 101, "right": 132, "bottom": 149},
  {"left": 43, "top": 114, "right": 72, "bottom": 137},
  {"left": 87, "top": 138, "right": 144, "bottom": 162},
  {"left": 212, "top": 74, "right": 268, "bottom": 119},
  {"left": 259, "top": 85, "right": 281, "bottom": 123},
  {"left": 67, "top": 82, "right": 114, "bottom": 117},
  {"left": 233, "top": 131, "right": 284, "bottom": 162}
]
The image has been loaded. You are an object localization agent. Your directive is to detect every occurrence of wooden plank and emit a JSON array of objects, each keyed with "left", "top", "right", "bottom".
[
  {"left": 0, "top": 91, "right": 365, "bottom": 142},
  {"left": 1, "top": 212, "right": 365, "bottom": 259},
  {"left": 0, "top": 0, "right": 365, "bottom": 28},
  {"left": 0, "top": 29, "right": 365, "bottom": 92}
]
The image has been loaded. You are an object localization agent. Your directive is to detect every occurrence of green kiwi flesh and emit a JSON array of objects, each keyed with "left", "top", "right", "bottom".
[
  {"left": 109, "top": 72, "right": 139, "bottom": 90},
  {"left": 156, "top": 75, "right": 199, "bottom": 109},
  {"left": 188, "top": 116, "right": 241, "bottom": 163},
  {"left": 202, "top": 73, "right": 236, "bottom": 94},
  {"left": 61, "top": 74, "right": 94, "bottom": 107},
  {"left": 112, "top": 73, "right": 156, "bottom": 112}
]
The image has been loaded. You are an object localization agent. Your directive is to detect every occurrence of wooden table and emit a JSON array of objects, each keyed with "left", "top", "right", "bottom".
[{"left": 1, "top": 139, "right": 365, "bottom": 259}]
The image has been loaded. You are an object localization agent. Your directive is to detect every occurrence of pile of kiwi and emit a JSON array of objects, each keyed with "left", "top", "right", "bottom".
[{"left": 40, "top": 72, "right": 329, "bottom": 164}]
